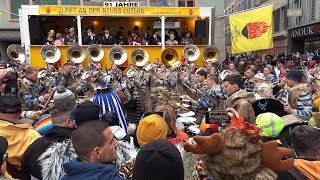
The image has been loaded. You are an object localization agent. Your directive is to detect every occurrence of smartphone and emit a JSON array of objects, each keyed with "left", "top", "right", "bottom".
[{"left": 205, "top": 110, "right": 231, "bottom": 124}]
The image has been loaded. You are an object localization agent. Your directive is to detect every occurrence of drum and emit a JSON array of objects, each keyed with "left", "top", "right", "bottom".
[
  {"left": 252, "top": 98, "right": 288, "bottom": 117},
  {"left": 178, "top": 111, "right": 196, "bottom": 117},
  {"left": 177, "top": 116, "right": 197, "bottom": 125},
  {"left": 33, "top": 114, "right": 53, "bottom": 135},
  {"left": 186, "top": 125, "right": 201, "bottom": 136},
  {"left": 175, "top": 120, "right": 185, "bottom": 130}
]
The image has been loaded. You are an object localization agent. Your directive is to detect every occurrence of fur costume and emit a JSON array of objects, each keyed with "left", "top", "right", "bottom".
[
  {"left": 38, "top": 139, "right": 76, "bottom": 180},
  {"left": 220, "top": 89, "right": 256, "bottom": 123},
  {"left": 184, "top": 116, "right": 294, "bottom": 180}
]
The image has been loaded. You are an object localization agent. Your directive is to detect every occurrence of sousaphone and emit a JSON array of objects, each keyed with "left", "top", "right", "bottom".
[
  {"left": 161, "top": 48, "right": 178, "bottom": 67},
  {"left": 109, "top": 46, "right": 127, "bottom": 65},
  {"left": 131, "top": 48, "right": 149, "bottom": 67},
  {"left": 183, "top": 44, "right": 200, "bottom": 62},
  {"left": 67, "top": 45, "right": 86, "bottom": 64},
  {"left": 203, "top": 45, "right": 219, "bottom": 62},
  {"left": 40, "top": 45, "right": 61, "bottom": 64},
  {"left": 7, "top": 44, "right": 26, "bottom": 62},
  {"left": 87, "top": 44, "right": 104, "bottom": 62}
]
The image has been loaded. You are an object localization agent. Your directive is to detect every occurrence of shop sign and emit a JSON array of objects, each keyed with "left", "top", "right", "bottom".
[
  {"left": 290, "top": 23, "right": 320, "bottom": 38},
  {"left": 39, "top": 6, "right": 200, "bottom": 17}
]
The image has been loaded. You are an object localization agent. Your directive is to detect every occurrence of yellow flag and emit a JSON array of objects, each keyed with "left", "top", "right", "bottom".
[{"left": 230, "top": 6, "right": 273, "bottom": 54}]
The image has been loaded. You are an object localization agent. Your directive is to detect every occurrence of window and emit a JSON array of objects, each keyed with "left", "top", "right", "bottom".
[
  {"left": 178, "top": 0, "right": 196, "bottom": 7},
  {"left": 10, "top": 0, "right": 29, "bottom": 19},
  {"left": 62, "top": 0, "right": 80, "bottom": 5},
  {"left": 32, "top": 0, "right": 58, "bottom": 5}
]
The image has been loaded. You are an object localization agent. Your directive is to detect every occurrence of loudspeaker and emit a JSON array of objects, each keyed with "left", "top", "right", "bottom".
[{"left": 195, "top": 20, "right": 206, "bottom": 38}]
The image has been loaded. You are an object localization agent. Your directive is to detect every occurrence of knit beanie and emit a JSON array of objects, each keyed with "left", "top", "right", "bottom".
[
  {"left": 285, "top": 70, "right": 302, "bottom": 83},
  {"left": 133, "top": 139, "right": 184, "bottom": 180},
  {"left": 53, "top": 85, "right": 76, "bottom": 110},
  {"left": 136, "top": 114, "right": 168, "bottom": 147}
]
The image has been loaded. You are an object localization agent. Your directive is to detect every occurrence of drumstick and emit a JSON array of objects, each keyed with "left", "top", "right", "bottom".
[
  {"left": 182, "top": 82, "right": 194, "bottom": 91},
  {"left": 178, "top": 137, "right": 192, "bottom": 144}
]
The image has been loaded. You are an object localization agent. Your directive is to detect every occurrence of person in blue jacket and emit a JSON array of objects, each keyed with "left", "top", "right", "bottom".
[{"left": 61, "top": 120, "right": 125, "bottom": 180}]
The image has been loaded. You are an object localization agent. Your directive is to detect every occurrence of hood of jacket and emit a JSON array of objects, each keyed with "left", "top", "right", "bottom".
[
  {"left": 227, "top": 89, "right": 256, "bottom": 105},
  {"left": 62, "top": 158, "right": 119, "bottom": 180},
  {"left": 38, "top": 139, "right": 76, "bottom": 180},
  {"left": 289, "top": 83, "right": 308, "bottom": 92},
  {"left": 294, "top": 159, "right": 320, "bottom": 179}
]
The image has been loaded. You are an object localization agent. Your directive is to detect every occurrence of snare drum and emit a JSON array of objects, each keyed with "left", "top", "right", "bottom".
[{"left": 186, "top": 125, "right": 201, "bottom": 136}]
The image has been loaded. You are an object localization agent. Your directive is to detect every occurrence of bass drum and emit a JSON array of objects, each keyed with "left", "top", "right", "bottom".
[
  {"left": 279, "top": 114, "right": 308, "bottom": 145},
  {"left": 252, "top": 98, "right": 288, "bottom": 117}
]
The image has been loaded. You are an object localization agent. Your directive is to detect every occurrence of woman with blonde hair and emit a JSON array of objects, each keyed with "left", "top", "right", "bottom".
[{"left": 154, "top": 104, "right": 188, "bottom": 144}]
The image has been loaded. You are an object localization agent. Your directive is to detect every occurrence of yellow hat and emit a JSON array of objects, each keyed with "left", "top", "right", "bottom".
[
  {"left": 314, "top": 97, "right": 320, "bottom": 111},
  {"left": 137, "top": 114, "right": 168, "bottom": 147}
]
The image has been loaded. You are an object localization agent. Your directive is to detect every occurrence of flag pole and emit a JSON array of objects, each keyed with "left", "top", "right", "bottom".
[{"left": 216, "top": 2, "right": 278, "bottom": 19}]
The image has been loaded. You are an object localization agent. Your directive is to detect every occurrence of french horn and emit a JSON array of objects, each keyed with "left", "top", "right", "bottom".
[
  {"left": 203, "top": 45, "right": 219, "bottom": 62},
  {"left": 87, "top": 44, "right": 104, "bottom": 62},
  {"left": 67, "top": 45, "right": 86, "bottom": 64},
  {"left": 131, "top": 48, "right": 149, "bottom": 67},
  {"left": 183, "top": 45, "right": 200, "bottom": 62},
  {"left": 109, "top": 46, "right": 127, "bottom": 65},
  {"left": 161, "top": 48, "right": 178, "bottom": 67},
  {"left": 40, "top": 45, "right": 61, "bottom": 64},
  {"left": 7, "top": 44, "right": 26, "bottom": 62}
]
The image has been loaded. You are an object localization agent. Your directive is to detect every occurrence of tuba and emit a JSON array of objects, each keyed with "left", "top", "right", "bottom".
[
  {"left": 161, "top": 48, "right": 178, "bottom": 67},
  {"left": 87, "top": 44, "right": 104, "bottom": 62},
  {"left": 67, "top": 45, "right": 86, "bottom": 64},
  {"left": 203, "top": 45, "right": 219, "bottom": 62},
  {"left": 109, "top": 46, "right": 127, "bottom": 65},
  {"left": 131, "top": 48, "right": 149, "bottom": 67},
  {"left": 183, "top": 45, "right": 200, "bottom": 62},
  {"left": 40, "top": 45, "right": 61, "bottom": 64},
  {"left": 7, "top": 44, "right": 26, "bottom": 62}
]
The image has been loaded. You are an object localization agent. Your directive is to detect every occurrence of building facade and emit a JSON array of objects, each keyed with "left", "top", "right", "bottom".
[
  {"left": 224, "top": 0, "right": 288, "bottom": 58},
  {"left": 287, "top": 0, "right": 320, "bottom": 55}
]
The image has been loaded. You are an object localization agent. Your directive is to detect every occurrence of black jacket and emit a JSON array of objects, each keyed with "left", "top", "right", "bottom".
[
  {"left": 82, "top": 32, "right": 98, "bottom": 45},
  {"left": 148, "top": 35, "right": 161, "bottom": 45},
  {"left": 99, "top": 34, "right": 116, "bottom": 45},
  {"left": 21, "top": 126, "right": 73, "bottom": 180}
]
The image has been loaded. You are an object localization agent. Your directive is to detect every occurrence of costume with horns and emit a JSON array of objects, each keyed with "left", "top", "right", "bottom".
[{"left": 184, "top": 115, "right": 294, "bottom": 180}]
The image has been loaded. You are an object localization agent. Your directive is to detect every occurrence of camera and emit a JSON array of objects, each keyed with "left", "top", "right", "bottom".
[{"left": 205, "top": 110, "right": 231, "bottom": 124}]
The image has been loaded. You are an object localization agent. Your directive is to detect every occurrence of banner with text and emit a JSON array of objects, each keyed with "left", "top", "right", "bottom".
[{"left": 39, "top": 6, "right": 200, "bottom": 17}]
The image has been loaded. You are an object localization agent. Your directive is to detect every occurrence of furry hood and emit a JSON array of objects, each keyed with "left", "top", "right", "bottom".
[
  {"left": 227, "top": 89, "right": 256, "bottom": 105},
  {"left": 289, "top": 83, "right": 307, "bottom": 92},
  {"left": 38, "top": 139, "right": 76, "bottom": 180},
  {"left": 115, "top": 141, "right": 137, "bottom": 169}
]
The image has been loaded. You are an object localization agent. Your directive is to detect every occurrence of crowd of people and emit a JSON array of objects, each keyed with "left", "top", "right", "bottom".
[
  {"left": 0, "top": 49, "right": 319, "bottom": 180},
  {"left": 42, "top": 26, "right": 195, "bottom": 46}
]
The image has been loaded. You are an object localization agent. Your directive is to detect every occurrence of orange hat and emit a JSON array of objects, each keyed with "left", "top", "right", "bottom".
[{"left": 137, "top": 114, "right": 168, "bottom": 147}]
